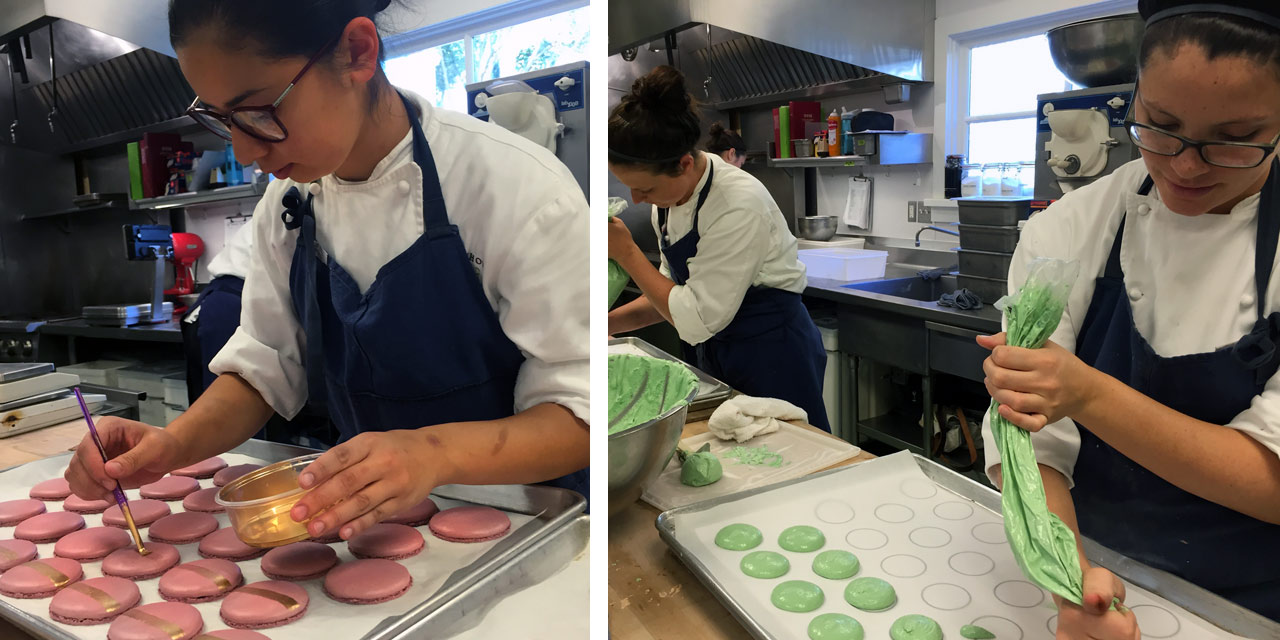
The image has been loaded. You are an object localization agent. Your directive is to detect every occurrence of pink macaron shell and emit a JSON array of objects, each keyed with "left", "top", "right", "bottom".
[
  {"left": 63, "top": 494, "right": 113, "bottom": 514},
  {"left": 0, "top": 498, "right": 47, "bottom": 519},
  {"left": 181, "top": 487, "right": 224, "bottom": 513},
  {"left": 219, "top": 580, "right": 309, "bottom": 629},
  {"left": 170, "top": 456, "right": 228, "bottom": 479},
  {"left": 384, "top": 497, "right": 440, "bottom": 526},
  {"left": 139, "top": 476, "right": 201, "bottom": 501},
  {"left": 159, "top": 559, "right": 243, "bottom": 603},
  {"left": 0, "top": 557, "right": 83, "bottom": 598},
  {"left": 49, "top": 575, "right": 141, "bottom": 625},
  {"left": 0, "top": 539, "right": 39, "bottom": 572},
  {"left": 29, "top": 477, "right": 72, "bottom": 501},
  {"left": 322, "top": 558, "right": 412, "bottom": 604},
  {"left": 212, "top": 464, "right": 262, "bottom": 488},
  {"left": 147, "top": 512, "right": 219, "bottom": 544},
  {"left": 102, "top": 543, "right": 181, "bottom": 580},
  {"left": 0, "top": 498, "right": 47, "bottom": 525},
  {"left": 106, "top": 601, "right": 203, "bottom": 640},
  {"left": 198, "top": 528, "right": 266, "bottom": 561},
  {"left": 14, "top": 511, "right": 86, "bottom": 543},
  {"left": 428, "top": 506, "right": 511, "bottom": 542},
  {"left": 103, "top": 500, "right": 171, "bottom": 528},
  {"left": 260, "top": 542, "right": 338, "bottom": 580},
  {"left": 347, "top": 523, "right": 424, "bottom": 560},
  {"left": 54, "top": 527, "right": 133, "bottom": 561}
]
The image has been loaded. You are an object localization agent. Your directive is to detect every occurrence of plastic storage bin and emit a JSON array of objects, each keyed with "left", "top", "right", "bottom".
[
  {"left": 798, "top": 248, "right": 889, "bottom": 282},
  {"left": 958, "top": 249, "right": 1014, "bottom": 280},
  {"left": 958, "top": 224, "right": 1020, "bottom": 252},
  {"left": 956, "top": 197, "right": 1032, "bottom": 226},
  {"left": 958, "top": 274, "right": 1008, "bottom": 303}
]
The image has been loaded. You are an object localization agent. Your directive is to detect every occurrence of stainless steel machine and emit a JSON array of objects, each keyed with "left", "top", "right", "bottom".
[
  {"left": 1034, "top": 83, "right": 1140, "bottom": 199},
  {"left": 465, "top": 61, "right": 589, "bottom": 198}
]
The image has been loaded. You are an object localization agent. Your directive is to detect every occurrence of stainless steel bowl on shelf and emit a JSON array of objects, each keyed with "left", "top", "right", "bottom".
[
  {"left": 1047, "top": 14, "right": 1144, "bottom": 88},
  {"left": 797, "top": 215, "right": 838, "bottom": 241}
]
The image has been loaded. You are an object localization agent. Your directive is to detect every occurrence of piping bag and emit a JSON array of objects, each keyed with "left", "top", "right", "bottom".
[
  {"left": 987, "top": 258, "right": 1092, "bottom": 606},
  {"left": 73, "top": 387, "right": 149, "bottom": 556}
]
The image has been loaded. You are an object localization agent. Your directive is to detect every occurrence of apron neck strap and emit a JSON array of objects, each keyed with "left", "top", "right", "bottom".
[
  {"left": 1251, "top": 158, "right": 1280, "bottom": 322},
  {"left": 658, "top": 157, "right": 715, "bottom": 241},
  {"left": 399, "top": 92, "right": 450, "bottom": 231}
]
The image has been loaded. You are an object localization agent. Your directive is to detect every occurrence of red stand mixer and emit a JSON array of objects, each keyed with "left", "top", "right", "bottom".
[{"left": 165, "top": 232, "right": 205, "bottom": 314}]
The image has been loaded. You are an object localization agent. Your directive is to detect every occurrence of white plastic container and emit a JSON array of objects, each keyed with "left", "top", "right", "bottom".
[
  {"left": 815, "top": 317, "right": 840, "bottom": 433},
  {"left": 163, "top": 374, "right": 188, "bottom": 409},
  {"left": 57, "top": 360, "right": 134, "bottom": 387},
  {"left": 798, "top": 248, "right": 889, "bottom": 282},
  {"left": 796, "top": 237, "right": 866, "bottom": 252}
]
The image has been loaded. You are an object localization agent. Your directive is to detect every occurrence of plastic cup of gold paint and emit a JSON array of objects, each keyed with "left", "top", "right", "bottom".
[{"left": 216, "top": 453, "right": 321, "bottom": 548}]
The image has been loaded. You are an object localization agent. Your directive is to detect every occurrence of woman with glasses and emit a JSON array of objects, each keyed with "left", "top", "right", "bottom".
[
  {"left": 979, "top": 0, "right": 1280, "bottom": 633},
  {"left": 64, "top": 0, "right": 590, "bottom": 539}
]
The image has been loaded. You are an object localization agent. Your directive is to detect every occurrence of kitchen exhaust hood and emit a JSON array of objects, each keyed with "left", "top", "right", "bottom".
[
  {"left": 1, "top": 0, "right": 193, "bottom": 154},
  {"left": 610, "top": 0, "right": 933, "bottom": 108}
]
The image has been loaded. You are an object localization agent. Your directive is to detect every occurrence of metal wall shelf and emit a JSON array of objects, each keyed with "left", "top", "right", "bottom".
[{"left": 23, "top": 180, "right": 268, "bottom": 221}]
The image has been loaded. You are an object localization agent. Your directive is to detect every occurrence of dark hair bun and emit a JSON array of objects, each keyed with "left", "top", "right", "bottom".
[
  {"left": 708, "top": 122, "right": 726, "bottom": 137},
  {"left": 375, "top": 0, "right": 393, "bottom": 13},
  {"left": 631, "top": 65, "right": 691, "bottom": 114}
]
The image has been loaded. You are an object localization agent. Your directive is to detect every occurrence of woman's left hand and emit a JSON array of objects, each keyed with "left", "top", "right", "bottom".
[
  {"left": 977, "top": 333, "right": 1099, "bottom": 432},
  {"left": 608, "top": 217, "right": 636, "bottom": 261},
  {"left": 289, "top": 430, "right": 447, "bottom": 540}
]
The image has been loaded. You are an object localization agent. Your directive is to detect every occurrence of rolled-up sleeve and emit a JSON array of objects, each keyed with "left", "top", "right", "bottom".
[
  {"left": 208, "top": 183, "right": 309, "bottom": 419},
  {"left": 665, "top": 207, "right": 770, "bottom": 345},
  {"left": 493, "top": 191, "right": 590, "bottom": 423}
]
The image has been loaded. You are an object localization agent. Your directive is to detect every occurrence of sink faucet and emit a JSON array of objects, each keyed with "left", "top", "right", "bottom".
[{"left": 915, "top": 225, "right": 960, "bottom": 247}]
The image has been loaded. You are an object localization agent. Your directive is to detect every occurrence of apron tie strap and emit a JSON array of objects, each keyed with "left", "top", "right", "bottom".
[
  {"left": 1232, "top": 313, "right": 1280, "bottom": 383},
  {"left": 280, "top": 186, "right": 312, "bottom": 230}
]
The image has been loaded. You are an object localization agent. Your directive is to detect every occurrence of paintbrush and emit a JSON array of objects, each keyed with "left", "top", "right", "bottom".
[{"left": 73, "top": 387, "right": 149, "bottom": 556}]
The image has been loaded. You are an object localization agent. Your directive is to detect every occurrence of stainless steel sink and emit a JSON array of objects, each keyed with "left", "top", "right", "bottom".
[{"left": 841, "top": 275, "right": 958, "bottom": 302}]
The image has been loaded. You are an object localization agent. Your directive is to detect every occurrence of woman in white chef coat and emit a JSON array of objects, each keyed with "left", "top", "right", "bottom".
[
  {"left": 64, "top": 0, "right": 590, "bottom": 537},
  {"left": 979, "top": 0, "right": 1280, "bottom": 632},
  {"left": 608, "top": 65, "right": 830, "bottom": 431}
]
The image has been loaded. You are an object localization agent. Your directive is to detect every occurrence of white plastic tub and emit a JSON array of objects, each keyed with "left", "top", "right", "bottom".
[{"left": 798, "top": 248, "right": 889, "bottom": 281}]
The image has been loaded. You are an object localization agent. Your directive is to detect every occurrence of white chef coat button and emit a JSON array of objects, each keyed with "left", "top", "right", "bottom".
[
  {"left": 1137, "top": 203, "right": 1151, "bottom": 216},
  {"left": 1242, "top": 293, "right": 1256, "bottom": 307},
  {"left": 308, "top": 182, "right": 321, "bottom": 196},
  {"left": 398, "top": 180, "right": 411, "bottom": 195},
  {"left": 1128, "top": 287, "right": 1142, "bottom": 301}
]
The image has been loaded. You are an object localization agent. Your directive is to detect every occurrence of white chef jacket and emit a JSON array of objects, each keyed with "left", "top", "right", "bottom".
[
  {"left": 654, "top": 152, "right": 807, "bottom": 345},
  {"left": 210, "top": 88, "right": 589, "bottom": 424},
  {"left": 982, "top": 158, "right": 1280, "bottom": 487},
  {"left": 206, "top": 217, "right": 254, "bottom": 280}
]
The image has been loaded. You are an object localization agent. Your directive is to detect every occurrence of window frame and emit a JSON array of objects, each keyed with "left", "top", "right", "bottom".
[
  {"left": 946, "top": 0, "right": 1135, "bottom": 166},
  {"left": 383, "top": 0, "right": 588, "bottom": 87}
]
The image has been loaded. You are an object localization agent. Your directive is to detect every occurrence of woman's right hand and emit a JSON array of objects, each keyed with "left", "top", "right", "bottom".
[
  {"left": 1055, "top": 567, "right": 1140, "bottom": 639},
  {"left": 64, "top": 416, "right": 183, "bottom": 500}
]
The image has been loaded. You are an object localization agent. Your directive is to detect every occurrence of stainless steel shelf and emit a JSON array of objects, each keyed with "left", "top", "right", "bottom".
[
  {"left": 767, "top": 155, "right": 870, "bottom": 168},
  {"left": 133, "top": 180, "right": 268, "bottom": 210},
  {"left": 856, "top": 414, "right": 926, "bottom": 455}
]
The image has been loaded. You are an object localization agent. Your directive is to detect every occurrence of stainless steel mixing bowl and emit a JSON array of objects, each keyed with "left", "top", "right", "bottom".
[
  {"left": 608, "top": 385, "right": 698, "bottom": 517},
  {"left": 797, "top": 215, "right": 838, "bottom": 241},
  {"left": 1047, "top": 14, "right": 1144, "bottom": 88}
]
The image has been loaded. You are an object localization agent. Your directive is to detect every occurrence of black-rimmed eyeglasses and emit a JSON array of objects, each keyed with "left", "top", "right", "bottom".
[{"left": 184, "top": 35, "right": 339, "bottom": 143}]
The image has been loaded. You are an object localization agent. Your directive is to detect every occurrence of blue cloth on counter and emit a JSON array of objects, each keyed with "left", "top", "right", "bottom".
[
  {"left": 917, "top": 265, "right": 957, "bottom": 281},
  {"left": 938, "top": 288, "right": 984, "bottom": 310}
]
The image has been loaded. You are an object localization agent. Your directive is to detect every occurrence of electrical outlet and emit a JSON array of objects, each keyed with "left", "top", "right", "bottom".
[
  {"left": 918, "top": 203, "right": 932, "bottom": 223},
  {"left": 907, "top": 201, "right": 917, "bottom": 222}
]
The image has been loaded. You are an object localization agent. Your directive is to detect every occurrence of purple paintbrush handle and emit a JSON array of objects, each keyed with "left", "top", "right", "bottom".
[{"left": 72, "top": 387, "right": 128, "bottom": 503}]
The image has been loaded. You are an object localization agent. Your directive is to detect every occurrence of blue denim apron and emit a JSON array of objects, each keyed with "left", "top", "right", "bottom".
[
  {"left": 1071, "top": 162, "right": 1280, "bottom": 618},
  {"left": 658, "top": 161, "right": 830, "bottom": 431},
  {"left": 280, "top": 92, "right": 588, "bottom": 500}
]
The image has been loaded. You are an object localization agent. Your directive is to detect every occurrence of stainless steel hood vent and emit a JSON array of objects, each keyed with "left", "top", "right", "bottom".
[
  {"left": 29, "top": 46, "right": 193, "bottom": 152},
  {"left": 696, "top": 34, "right": 887, "bottom": 109}
]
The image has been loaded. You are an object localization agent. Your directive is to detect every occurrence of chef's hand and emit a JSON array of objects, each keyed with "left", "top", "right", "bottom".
[
  {"left": 289, "top": 430, "right": 444, "bottom": 540},
  {"left": 1054, "top": 567, "right": 1140, "bottom": 639},
  {"left": 64, "top": 416, "right": 182, "bottom": 501},
  {"left": 976, "top": 332, "right": 1098, "bottom": 432},
  {"left": 608, "top": 217, "right": 638, "bottom": 261}
]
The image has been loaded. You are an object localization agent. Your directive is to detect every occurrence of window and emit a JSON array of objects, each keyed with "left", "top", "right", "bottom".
[
  {"left": 963, "top": 34, "right": 1078, "bottom": 165},
  {"left": 383, "top": 2, "right": 589, "bottom": 115}
]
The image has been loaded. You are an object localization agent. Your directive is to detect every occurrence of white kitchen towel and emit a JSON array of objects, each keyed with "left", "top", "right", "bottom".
[
  {"left": 844, "top": 176, "right": 871, "bottom": 230},
  {"left": 708, "top": 395, "right": 809, "bottom": 442}
]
